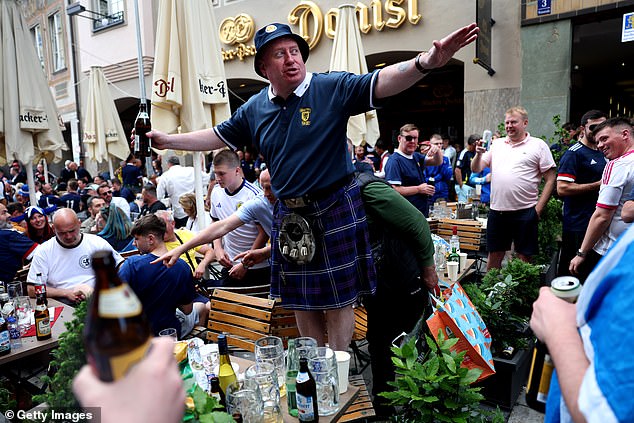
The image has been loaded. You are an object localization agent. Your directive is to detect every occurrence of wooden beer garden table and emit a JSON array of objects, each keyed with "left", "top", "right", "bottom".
[{"left": 0, "top": 298, "right": 74, "bottom": 367}]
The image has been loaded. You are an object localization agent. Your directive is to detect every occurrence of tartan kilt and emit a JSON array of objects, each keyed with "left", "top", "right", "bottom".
[{"left": 270, "top": 178, "right": 377, "bottom": 310}]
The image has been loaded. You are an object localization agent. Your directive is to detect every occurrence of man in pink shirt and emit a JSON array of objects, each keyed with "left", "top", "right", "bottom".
[{"left": 472, "top": 106, "right": 556, "bottom": 270}]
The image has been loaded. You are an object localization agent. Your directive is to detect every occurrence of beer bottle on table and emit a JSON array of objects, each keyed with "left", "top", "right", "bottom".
[
  {"left": 34, "top": 285, "right": 51, "bottom": 341},
  {"left": 286, "top": 339, "right": 299, "bottom": 417},
  {"left": 208, "top": 376, "right": 226, "bottom": 410},
  {"left": 133, "top": 102, "right": 152, "bottom": 157},
  {"left": 84, "top": 250, "right": 151, "bottom": 382},
  {"left": 217, "top": 334, "right": 237, "bottom": 394},
  {"left": 296, "top": 357, "right": 318, "bottom": 422}
]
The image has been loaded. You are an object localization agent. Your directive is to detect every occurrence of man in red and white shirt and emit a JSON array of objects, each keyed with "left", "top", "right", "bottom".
[
  {"left": 472, "top": 106, "right": 556, "bottom": 270},
  {"left": 570, "top": 117, "right": 634, "bottom": 275}
]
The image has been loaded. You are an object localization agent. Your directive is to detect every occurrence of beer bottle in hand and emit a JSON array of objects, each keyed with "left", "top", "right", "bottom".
[
  {"left": 84, "top": 250, "right": 151, "bottom": 381},
  {"left": 133, "top": 102, "right": 152, "bottom": 157},
  {"left": 217, "top": 334, "right": 237, "bottom": 394},
  {"left": 34, "top": 285, "right": 51, "bottom": 341},
  {"left": 296, "top": 357, "right": 318, "bottom": 422}
]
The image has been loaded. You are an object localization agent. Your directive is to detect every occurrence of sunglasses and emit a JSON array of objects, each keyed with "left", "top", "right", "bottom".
[
  {"left": 587, "top": 124, "right": 599, "bottom": 132},
  {"left": 100, "top": 190, "right": 113, "bottom": 196},
  {"left": 402, "top": 135, "right": 418, "bottom": 141}
]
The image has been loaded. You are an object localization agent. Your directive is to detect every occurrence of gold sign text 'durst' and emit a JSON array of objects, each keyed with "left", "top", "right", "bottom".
[{"left": 289, "top": 0, "right": 422, "bottom": 48}]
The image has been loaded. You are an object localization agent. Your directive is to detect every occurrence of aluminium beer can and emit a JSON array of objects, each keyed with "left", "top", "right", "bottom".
[{"left": 550, "top": 276, "right": 581, "bottom": 303}]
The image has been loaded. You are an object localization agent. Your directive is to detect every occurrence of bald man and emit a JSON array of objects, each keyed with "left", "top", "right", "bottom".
[{"left": 27, "top": 208, "right": 123, "bottom": 304}]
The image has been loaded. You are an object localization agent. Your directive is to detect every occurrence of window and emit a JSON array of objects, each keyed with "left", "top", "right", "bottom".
[
  {"left": 48, "top": 12, "right": 65, "bottom": 72},
  {"left": 93, "top": 0, "right": 124, "bottom": 31},
  {"left": 31, "top": 24, "right": 45, "bottom": 72}
]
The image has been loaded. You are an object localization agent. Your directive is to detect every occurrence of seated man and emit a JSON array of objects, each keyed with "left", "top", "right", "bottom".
[
  {"left": 155, "top": 210, "right": 214, "bottom": 279},
  {"left": 0, "top": 203, "right": 38, "bottom": 282},
  {"left": 119, "top": 215, "right": 204, "bottom": 338},
  {"left": 27, "top": 208, "right": 123, "bottom": 304}
]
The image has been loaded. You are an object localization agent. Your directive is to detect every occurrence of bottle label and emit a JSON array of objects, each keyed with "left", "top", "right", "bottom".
[
  {"left": 98, "top": 285, "right": 142, "bottom": 318},
  {"left": 0, "top": 330, "right": 10, "bottom": 353},
  {"left": 134, "top": 135, "right": 140, "bottom": 151},
  {"left": 108, "top": 338, "right": 151, "bottom": 381},
  {"left": 296, "top": 393, "right": 316, "bottom": 421},
  {"left": 36, "top": 317, "right": 51, "bottom": 336}
]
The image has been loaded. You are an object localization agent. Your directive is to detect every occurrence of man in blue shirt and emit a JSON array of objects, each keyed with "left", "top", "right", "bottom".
[
  {"left": 0, "top": 203, "right": 38, "bottom": 282},
  {"left": 147, "top": 22, "right": 478, "bottom": 351},
  {"left": 386, "top": 124, "right": 442, "bottom": 216},
  {"left": 423, "top": 134, "right": 453, "bottom": 203},
  {"left": 556, "top": 110, "right": 607, "bottom": 279},
  {"left": 119, "top": 214, "right": 199, "bottom": 339}
]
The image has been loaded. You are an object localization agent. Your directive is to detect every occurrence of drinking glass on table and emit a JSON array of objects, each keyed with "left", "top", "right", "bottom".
[
  {"left": 15, "top": 296, "right": 32, "bottom": 335},
  {"left": 245, "top": 362, "right": 282, "bottom": 423},
  {"left": 226, "top": 380, "right": 264, "bottom": 423},
  {"left": 308, "top": 347, "right": 340, "bottom": 416},
  {"left": 254, "top": 336, "right": 286, "bottom": 397},
  {"left": 294, "top": 336, "right": 318, "bottom": 359},
  {"left": 158, "top": 328, "right": 178, "bottom": 339},
  {"left": 7, "top": 281, "right": 22, "bottom": 299}
]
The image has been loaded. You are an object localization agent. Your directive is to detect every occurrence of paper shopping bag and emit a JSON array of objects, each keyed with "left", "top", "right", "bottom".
[{"left": 426, "top": 282, "right": 495, "bottom": 382}]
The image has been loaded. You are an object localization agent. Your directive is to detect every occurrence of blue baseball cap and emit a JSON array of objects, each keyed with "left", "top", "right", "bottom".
[{"left": 253, "top": 23, "right": 309, "bottom": 78}]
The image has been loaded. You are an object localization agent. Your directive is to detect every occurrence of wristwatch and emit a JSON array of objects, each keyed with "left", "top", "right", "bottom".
[
  {"left": 576, "top": 249, "right": 587, "bottom": 258},
  {"left": 415, "top": 53, "right": 431, "bottom": 75}
]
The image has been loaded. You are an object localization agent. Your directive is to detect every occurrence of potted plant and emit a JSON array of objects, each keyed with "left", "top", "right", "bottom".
[{"left": 380, "top": 332, "right": 504, "bottom": 422}]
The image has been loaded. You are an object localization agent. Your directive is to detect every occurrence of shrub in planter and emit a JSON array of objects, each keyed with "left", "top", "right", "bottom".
[{"left": 380, "top": 332, "right": 504, "bottom": 423}]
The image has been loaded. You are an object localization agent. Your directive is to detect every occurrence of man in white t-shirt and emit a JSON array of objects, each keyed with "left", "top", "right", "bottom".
[
  {"left": 210, "top": 150, "right": 269, "bottom": 287},
  {"left": 27, "top": 208, "right": 123, "bottom": 304}
]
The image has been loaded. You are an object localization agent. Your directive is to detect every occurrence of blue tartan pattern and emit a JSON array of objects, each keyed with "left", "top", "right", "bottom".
[{"left": 270, "top": 179, "right": 377, "bottom": 310}]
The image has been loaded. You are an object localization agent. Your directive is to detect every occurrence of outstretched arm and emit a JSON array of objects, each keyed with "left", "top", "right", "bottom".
[
  {"left": 152, "top": 214, "right": 244, "bottom": 267},
  {"left": 147, "top": 128, "right": 226, "bottom": 152},
  {"left": 374, "top": 23, "right": 478, "bottom": 99}
]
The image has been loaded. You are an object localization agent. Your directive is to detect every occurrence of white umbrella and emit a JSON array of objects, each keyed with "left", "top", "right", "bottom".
[
  {"left": 0, "top": 0, "right": 66, "bottom": 204},
  {"left": 83, "top": 66, "right": 131, "bottom": 177},
  {"left": 329, "top": 4, "right": 380, "bottom": 147},
  {"left": 151, "top": 0, "right": 231, "bottom": 232}
]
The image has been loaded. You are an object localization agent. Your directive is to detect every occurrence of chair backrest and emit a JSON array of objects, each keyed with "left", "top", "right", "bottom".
[
  {"left": 352, "top": 305, "right": 368, "bottom": 342},
  {"left": 207, "top": 289, "right": 299, "bottom": 351},
  {"left": 211, "top": 284, "right": 271, "bottom": 299}
]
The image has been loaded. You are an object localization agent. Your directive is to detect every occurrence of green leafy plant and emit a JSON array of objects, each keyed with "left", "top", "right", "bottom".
[
  {"left": 380, "top": 332, "right": 504, "bottom": 423},
  {"left": 536, "top": 196, "right": 563, "bottom": 266},
  {"left": 185, "top": 385, "right": 233, "bottom": 423},
  {"left": 465, "top": 258, "right": 541, "bottom": 353},
  {"left": 0, "top": 385, "right": 17, "bottom": 415},
  {"left": 33, "top": 300, "right": 88, "bottom": 410}
]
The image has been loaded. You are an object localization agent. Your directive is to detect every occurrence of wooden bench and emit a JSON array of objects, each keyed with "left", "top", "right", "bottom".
[
  {"left": 435, "top": 218, "right": 485, "bottom": 252},
  {"left": 338, "top": 374, "right": 376, "bottom": 422},
  {"left": 206, "top": 289, "right": 299, "bottom": 351}
]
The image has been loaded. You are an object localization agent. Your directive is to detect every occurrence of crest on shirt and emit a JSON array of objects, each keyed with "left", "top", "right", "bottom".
[
  {"left": 79, "top": 255, "right": 91, "bottom": 269},
  {"left": 300, "top": 108, "right": 311, "bottom": 126},
  {"left": 236, "top": 201, "right": 244, "bottom": 211}
]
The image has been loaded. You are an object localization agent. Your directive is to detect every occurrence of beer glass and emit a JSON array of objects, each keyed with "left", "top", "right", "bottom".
[
  {"left": 254, "top": 336, "right": 286, "bottom": 396},
  {"left": 308, "top": 347, "right": 340, "bottom": 416},
  {"left": 226, "top": 380, "right": 264, "bottom": 423},
  {"left": 294, "top": 336, "right": 318, "bottom": 359},
  {"left": 15, "top": 296, "right": 32, "bottom": 334},
  {"left": 7, "top": 281, "right": 22, "bottom": 299},
  {"left": 245, "top": 362, "right": 282, "bottom": 423}
]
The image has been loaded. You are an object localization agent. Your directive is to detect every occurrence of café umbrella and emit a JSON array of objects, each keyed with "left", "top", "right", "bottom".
[
  {"left": 151, "top": 0, "right": 231, "bottom": 231},
  {"left": 83, "top": 66, "right": 130, "bottom": 177},
  {"left": 328, "top": 4, "right": 380, "bottom": 147},
  {"left": 0, "top": 0, "right": 66, "bottom": 205}
]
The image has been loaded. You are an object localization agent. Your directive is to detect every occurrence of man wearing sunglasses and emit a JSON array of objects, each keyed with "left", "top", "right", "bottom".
[
  {"left": 385, "top": 124, "right": 443, "bottom": 217},
  {"left": 556, "top": 110, "right": 607, "bottom": 280},
  {"left": 97, "top": 184, "right": 131, "bottom": 219}
]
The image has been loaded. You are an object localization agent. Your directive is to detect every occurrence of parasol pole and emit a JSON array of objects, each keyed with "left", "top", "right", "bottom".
[
  {"left": 133, "top": 0, "right": 153, "bottom": 177},
  {"left": 26, "top": 156, "right": 37, "bottom": 206},
  {"left": 42, "top": 158, "right": 49, "bottom": 184}
]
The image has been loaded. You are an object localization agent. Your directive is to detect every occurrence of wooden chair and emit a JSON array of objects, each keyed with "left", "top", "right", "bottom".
[
  {"left": 206, "top": 289, "right": 299, "bottom": 352},
  {"left": 349, "top": 305, "right": 371, "bottom": 374}
]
